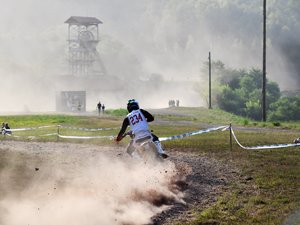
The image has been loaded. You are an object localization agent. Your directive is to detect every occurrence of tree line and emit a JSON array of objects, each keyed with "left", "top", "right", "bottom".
[{"left": 204, "top": 60, "right": 300, "bottom": 121}]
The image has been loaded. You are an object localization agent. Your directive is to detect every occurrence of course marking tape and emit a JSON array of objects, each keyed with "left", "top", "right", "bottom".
[
  {"left": 5, "top": 123, "right": 300, "bottom": 150},
  {"left": 3, "top": 133, "right": 113, "bottom": 140},
  {"left": 3, "top": 133, "right": 58, "bottom": 139},
  {"left": 231, "top": 127, "right": 300, "bottom": 150},
  {"left": 59, "top": 126, "right": 117, "bottom": 131},
  {"left": 4, "top": 125, "right": 57, "bottom": 132},
  {"left": 3, "top": 125, "right": 117, "bottom": 132},
  {"left": 58, "top": 134, "right": 115, "bottom": 140},
  {"left": 39, "top": 133, "right": 58, "bottom": 137},
  {"left": 159, "top": 126, "right": 228, "bottom": 142}
]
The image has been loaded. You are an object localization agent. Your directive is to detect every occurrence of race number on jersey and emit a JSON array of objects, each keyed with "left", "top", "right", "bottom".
[
  {"left": 129, "top": 112, "right": 143, "bottom": 125},
  {"left": 127, "top": 109, "right": 149, "bottom": 132}
]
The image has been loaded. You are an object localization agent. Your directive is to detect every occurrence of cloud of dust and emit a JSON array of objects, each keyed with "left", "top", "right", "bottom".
[
  {"left": 0, "top": 148, "right": 186, "bottom": 225},
  {"left": 1, "top": 0, "right": 300, "bottom": 112}
]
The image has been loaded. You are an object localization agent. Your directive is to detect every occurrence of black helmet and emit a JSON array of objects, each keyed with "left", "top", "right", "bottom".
[{"left": 127, "top": 99, "right": 139, "bottom": 112}]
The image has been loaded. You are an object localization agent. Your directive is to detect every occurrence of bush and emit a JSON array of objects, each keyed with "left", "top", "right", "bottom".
[{"left": 268, "top": 95, "right": 300, "bottom": 121}]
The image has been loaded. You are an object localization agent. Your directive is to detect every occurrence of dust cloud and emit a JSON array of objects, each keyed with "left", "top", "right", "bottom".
[
  {"left": 1, "top": 0, "right": 300, "bottom": 112},
  {"left": 0, "top": 144, "right": 187, "bottom": 225}
]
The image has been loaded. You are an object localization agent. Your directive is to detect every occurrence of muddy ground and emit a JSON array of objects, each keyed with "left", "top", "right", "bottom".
[{"left": 0, "top": 140, "right": 240, "bottom": 225}]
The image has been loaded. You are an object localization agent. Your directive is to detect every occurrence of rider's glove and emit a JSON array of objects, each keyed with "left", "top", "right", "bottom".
[{"left": 116, "top": 134, "right": 123, "bottom": 142}]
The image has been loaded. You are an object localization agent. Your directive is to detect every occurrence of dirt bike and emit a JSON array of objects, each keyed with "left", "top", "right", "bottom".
[{"left": 122, "top": 130, "right": 167, "bottom": 163}]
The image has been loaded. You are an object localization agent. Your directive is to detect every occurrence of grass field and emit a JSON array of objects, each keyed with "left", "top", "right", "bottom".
[{"left": 0, "top": 107, "right": 299, "bottom": 225}]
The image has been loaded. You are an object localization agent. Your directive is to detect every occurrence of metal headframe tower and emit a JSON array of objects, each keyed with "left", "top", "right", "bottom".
[{"left": 65, "top": 16, "right": 106, "bottom": 77}]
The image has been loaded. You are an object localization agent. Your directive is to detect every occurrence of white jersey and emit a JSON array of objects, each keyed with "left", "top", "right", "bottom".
[{"left": 127, "top": 109, "right": 151, "bottom": 140}]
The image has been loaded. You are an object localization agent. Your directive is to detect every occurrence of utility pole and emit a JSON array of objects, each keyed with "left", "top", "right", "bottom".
[
  {"left": 208, "top": 51, "right": 212, "bottom": 109},
  {"left": 262, "top": 0, "right": 267, "bottom": 121}
]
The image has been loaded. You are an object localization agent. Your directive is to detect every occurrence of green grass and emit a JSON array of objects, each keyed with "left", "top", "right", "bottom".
[
  {"left": 0, "top": 108, "right": 299, "bottom": 225},
  {"left": 168, "top": 129, "right": 300, "bottom": 225},
  {"left": 0, "top": 114, "right": 121, "bottom": 144},
  {"left": 105, "top": 108, "right": 128, "bottom": 117},
  {"left": 152, "top": 107, "right": 245, "bottom": 124},
  {"left": 0, "top": 114, "right": 122, "bottom": 130},
  {"left": 152, "top": 107, "right": 300, "bottom": 130}
]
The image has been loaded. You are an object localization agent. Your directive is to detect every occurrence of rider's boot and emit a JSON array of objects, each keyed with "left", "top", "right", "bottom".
[
  {"left": 126, "top": 140, "right": 135, "bottom": 156},
  {"left": 154, "top": 141, "right": 168, "bottom": 158}
]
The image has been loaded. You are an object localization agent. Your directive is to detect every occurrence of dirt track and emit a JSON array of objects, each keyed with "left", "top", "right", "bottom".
[
  {"left": 0, "top": 140, "right": 239, "bottom": 225},
  {"left": 152, "top": 150, "right": 239, "bottom": 225}
]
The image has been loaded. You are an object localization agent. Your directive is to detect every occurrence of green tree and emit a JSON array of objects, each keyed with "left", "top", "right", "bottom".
[
  {"left": 217, "top": 85, "right": 245, "bottom": 115},
  {"left": 216, "top": 66, "right": 281, "bottom": 120}
]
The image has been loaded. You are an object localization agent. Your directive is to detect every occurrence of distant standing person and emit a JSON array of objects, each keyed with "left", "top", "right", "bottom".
[
  {"left": 102, "top": 104, "right": 105, "bottom": 114},
  {"left": 1, "top": 122, "right": 5, "bottom": 134},
  {"left": 3, "top": 123, "right": 12, "bottom": 135},
  {"left": 171, "top": 100, "right": 175, "bottom": 107},
  {"left": 97, "top": 101, "right": 102, "bottom": 115},
  {"left": 176, "top": 100, "right": 179, "bottom": 107}
]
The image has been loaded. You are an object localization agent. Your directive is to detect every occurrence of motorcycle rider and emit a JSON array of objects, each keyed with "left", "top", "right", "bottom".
[{"left": 116, "top": 99, "right": 167, "bottom": 158}]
